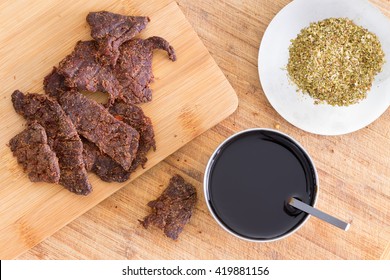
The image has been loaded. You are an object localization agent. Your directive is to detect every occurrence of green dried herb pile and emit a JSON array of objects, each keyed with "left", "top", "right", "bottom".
[{"left": 287, "top": 18, "right": 385, "bottom": 106}]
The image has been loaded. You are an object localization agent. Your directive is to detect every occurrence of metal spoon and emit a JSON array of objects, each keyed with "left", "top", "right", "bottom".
[{"left": 288, "top": 197, "right": 350, "bottom": 231}]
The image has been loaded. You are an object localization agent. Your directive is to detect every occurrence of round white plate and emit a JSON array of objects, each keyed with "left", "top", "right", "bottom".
[{"left": 258, "top": 0, "right": 390, "bottom": 135}]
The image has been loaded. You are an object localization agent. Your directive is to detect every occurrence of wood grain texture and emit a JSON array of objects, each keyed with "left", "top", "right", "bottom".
[
  {"left": 5, "top": 0, "right": 390, "bottom": 260},
  {"left": 0, "top": 0, "right": 238, "bottom": 259}
]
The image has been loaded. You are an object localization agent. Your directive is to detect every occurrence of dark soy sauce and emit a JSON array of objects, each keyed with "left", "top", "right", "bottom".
[{"left": 207, "top": 130, "right": 317, "bottom": 240}]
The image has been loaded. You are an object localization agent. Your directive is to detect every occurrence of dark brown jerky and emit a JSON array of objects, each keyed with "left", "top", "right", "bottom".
[
  {"left": 50, "top": 90, "right": 139, "bottom": 171},
  {"left": 81, "top": 100, "right": 155, "bottom": 182},
  {"left": 9, "top": 122, "right": 60, "bottom": 183},
  {"left": 140, "top": 175, "right": 197, "bottom": 240},
  {"left": 109, "top": 99, "right": 155, "bottom": 171},
  {"left": 86, "top": 11, "right": 150, "bottom": 66},
  {"left": 57, "top": 41, "right": 120, "bottom": 105},
  {"left": 82, "top": 138, "right": 130, "bottom": 182},
  {"left": 82, "top": 138, "right": 96, "bottom": 172},
  {"left": 114, "top": 36, "right": 176, "bottom": 104},
  {"left": 11, "top": 90, "right": 92, "bottom": 195},
  {"left": 43, "top": 67, "right": 70, "bottom": 97}
]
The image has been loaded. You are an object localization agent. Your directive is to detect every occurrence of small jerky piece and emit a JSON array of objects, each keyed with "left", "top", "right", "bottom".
[
  {"left": 11, "top": 90, "right": 91, "bottom": 195},
  {"left": 109, "top": 99, "right": 155, "bottom": 171},
  {"left": 9, "top": 122, "right": 60, "bottom": 183},
  {"left": 140, "top": 175, "right": 197, "bottom": 240},
  {"left": 82, "top": 138, "right": 130, "bottom": 182},
  {"left": 87, "top": 11, "right": 150, "bottom": 65},
  {"left": 115, "top": 36, "right": 176, "bottom": 104},
  {"left": 43, "top": 67, "right": 70, "bottom": 97},
  {"left": 57, "top": 40, "right": 120, "bottom": 105},
  {"left": 51, "top": 90, "right": 139, "bottom": 171}
]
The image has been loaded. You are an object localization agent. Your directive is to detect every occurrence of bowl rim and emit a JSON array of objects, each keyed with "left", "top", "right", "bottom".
[{"left": 203, "top": 128, "right": 319, "bottom": 242}]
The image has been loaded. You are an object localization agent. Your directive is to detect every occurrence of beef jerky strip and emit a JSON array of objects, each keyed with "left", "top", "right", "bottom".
[
  {"left": 43, "top": 67, "right": 70, "bottom": 97},
  {"left": 44, "top": 69, "right": 151, "bottom": 180},
  {"left": 9, "top": 121, "right": 60, "bottom": 183},
  {"left": 82, "top": 137, "right": 130, "bottom": 182},
  {"left": 109, "top": 99, "right": 155, "bottom": 171},
  {"left": 82, "top": 137, "right": 96, "bottom": 172},
  {"left": 86, "top": 11, "right": 150, "bottom": 66},
  {"left": 11, "top": 90, "right": 91, "bottom": 195},
  {"left": 49, "top": 90, "right": 139, "bottom": 171},
  {"left": 140, "top": 175, "right": 197, "bottom": 240},
  {"left": 114, "top": 36, "right": 176, "bottom": 104},
  {"left": 81, "top": 100, "right": 155, "bottom": 182},
  {"left": 57, "top": 40, "right": 120, "bottom": 105}
]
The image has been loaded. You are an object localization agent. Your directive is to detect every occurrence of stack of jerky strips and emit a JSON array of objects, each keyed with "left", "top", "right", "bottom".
[{"left": 9, "top": 11, "right": 176, "bottom": 195}]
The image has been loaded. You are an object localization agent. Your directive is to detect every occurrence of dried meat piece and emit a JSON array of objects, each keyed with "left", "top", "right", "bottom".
[
  {"left": 87, "top": 11, "right": 150, "bottom": 66},
  {"left": 11, "top": 90, "right": 92, "bottom": 195},
  {"left": 9, "top": 122, "right": 60, "bottom": 183},
  {"left": 57, "top": 41, "right": 121, "bottom": 105},
  {"left": 82, "top": 138, "right": 130, "bottom": 182},
  {"left": 114, "top": 36, "right": 176, "bottom": 104},
  {"left": 55, "top": 36, "right": 176, "bottom": 105},
  {"left": 50, "top": 90, "right": 139, "bottom": 171},
  {"left": 82, "top": 100, "right": 155, "bottom": 182},
  {"left": 43, "top": 67, "right": 70, "bottom": 97},
  {"left": 140, "top": 175, "right": 197, "bottom": 240},
  {"left": 82, "top": 138, "right": 97, "bottom": 172},
  {"left": 109, "top": 99, "right": 155, "bottom": 171}
]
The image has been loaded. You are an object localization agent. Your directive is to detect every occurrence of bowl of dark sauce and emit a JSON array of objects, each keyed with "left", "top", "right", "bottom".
[{"left": 204, "top": 128, "right": 318, "bottom": 242}]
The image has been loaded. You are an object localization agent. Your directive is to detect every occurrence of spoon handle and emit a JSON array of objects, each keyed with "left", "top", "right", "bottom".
[{"left": 288, "top": 198, "right": 350, "bottom": 231}]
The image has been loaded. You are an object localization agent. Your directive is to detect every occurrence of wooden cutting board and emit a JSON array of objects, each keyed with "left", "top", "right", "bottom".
[{"left": 0, "top": 0, "right": 238, "bottom": 259}]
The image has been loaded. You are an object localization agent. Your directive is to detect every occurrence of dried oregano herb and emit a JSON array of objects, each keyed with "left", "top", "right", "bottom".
[{"left": 287, "top": 18, "right": 385, "bottom": 106}]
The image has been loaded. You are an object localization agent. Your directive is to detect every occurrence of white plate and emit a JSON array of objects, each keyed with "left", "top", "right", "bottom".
[{"left": 258, "top": 0, "right": 390, "bottom": 135}]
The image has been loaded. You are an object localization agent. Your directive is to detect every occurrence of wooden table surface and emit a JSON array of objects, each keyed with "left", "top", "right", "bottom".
[{"left": 17, "top": 0, "right": 390, "bottom": 260}]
